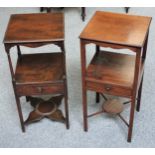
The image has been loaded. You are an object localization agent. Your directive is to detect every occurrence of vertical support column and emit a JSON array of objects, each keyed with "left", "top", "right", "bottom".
[
  {"left": 17, "top": 45, "right": 21, "bottom": 58},
  {"left": 80, "top": 39, "right": 88, "bottom": 131},
  {"left": 96, "top": 45, "right": 100, "bottom": 103},
  {"left": 81, "top": 7, "right": 86, "bottom": 21},
  {"left": 40, "top": 7, "right": 44, "bottom": 12},
  {"left": 125, "top": 7, "right": 130, "bottom": 13},
  {"left": 5, "top": 44, "right": 25, "bottom": 132},
  {"left": 142, "top": 32, "right": 149, "bottom": 59},
  {"left": 128, "top": 48, "right": 141, "bottom": 142},
  {"left": 61, "top": 42, "right": 69, "bottom": 129},
  {"left": 136, "top": 32, "right": 149, "bottom": 112}
]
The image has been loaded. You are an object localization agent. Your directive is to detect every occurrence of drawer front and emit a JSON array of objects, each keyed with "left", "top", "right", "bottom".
[
  {"left": 16, "top": 83, "right": 64, "bottom": 96},
  {"left": 86, "top": 81, "right": 131, "bottom": 97}
]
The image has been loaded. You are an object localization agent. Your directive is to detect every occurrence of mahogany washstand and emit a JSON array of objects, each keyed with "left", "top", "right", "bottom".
[
  {"left": 3, "top": 13, "right": 69, "bottom": 131},
  {"left": 79, "top": 11, "right": 151, "bottom": 142}
]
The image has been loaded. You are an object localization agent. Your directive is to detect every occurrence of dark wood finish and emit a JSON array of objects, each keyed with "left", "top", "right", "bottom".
[
  {"left": 96, "top": 92, "right": 100, "bottom": 103},
  {"left": 3, "top": 13, "right": 69, "bottom": 131},
  {"left": 125, "top": 7, "right": 130, "bottom": 13},
  {"left": 15, "top": 53, "right": 63, "bottom": 84},
  {"left": 4, "top": 13, "right": 64, "bottom": 43},
  {"left": 136, "top": 75, "right": 143, "bottom": 112},
  {"left": 80, "top": 11, "right": 152, "bottom": 142},
  {"left": 81, "top": 7, "right": 86, "bottom": 21},
  {"left": 80, "top": 11, "right": 151, "bottom": 48},
  {"left": 25, "top": 95, "right": 66, "bottom": 124},
  {"left": 87, "top": 51, "right": 136, "bottom": 88}
]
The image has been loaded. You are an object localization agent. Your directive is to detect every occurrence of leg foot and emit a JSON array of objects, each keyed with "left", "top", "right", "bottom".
[
  {"left": 83, "top": 90, "right": 88, "bottom": 131},
  {"left": 127, "top": 97, "right": 136, "bottom": 142},
  {"left": 15, "top": 96, "right": 25, "bottom": 132},
  {"left": 64, "top": 95, "right": 69, "bottom": 129}
]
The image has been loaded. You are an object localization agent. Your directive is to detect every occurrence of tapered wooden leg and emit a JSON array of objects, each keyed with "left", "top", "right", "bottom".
[
  {"left": 80, "top": 40, "right": 87, "bottom": 131},
  {"left": 64, "top": 80, "right": 69, "bottom": 129},
  {"left": 82, "top": 89, "right": 88, "bottom": 131},
  {"left": 15, "top": 95, "right": 25, "bottom": 132},
  {"left": 136, "top": 76, "right": 144, "bottom": 112},
  {"left": 128, "top": 97, "right": 136, "bottom": 142},
  {"left": 96, "top": 92, "right": 100, "bottom": 103}
]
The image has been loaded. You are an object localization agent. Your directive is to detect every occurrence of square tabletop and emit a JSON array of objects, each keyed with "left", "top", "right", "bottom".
[
  {"left": 3, "top": 13, "right": 64, "bottom": 44},
  {"left": 80, "top": 11, "right": 152, "bottom": 47}
]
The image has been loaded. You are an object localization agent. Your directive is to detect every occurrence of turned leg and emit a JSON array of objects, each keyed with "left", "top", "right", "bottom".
[
  {"left": 15, "top": 95, "right": 25, "bottom": 132},
  {"left": 81, "top": 7, "right": 86, "bottom": 21},
  {"left": 127, "top": 96, "right": 136, "bottom": 142},
  {"left": 136, "top": 75, "right": 144, "bottom": 112},
  {"left": 96, "top": 92, "right": 100, "bottom": 103}
]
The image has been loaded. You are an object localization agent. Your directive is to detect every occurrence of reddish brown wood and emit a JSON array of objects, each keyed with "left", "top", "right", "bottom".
[
  {"left": 86, "top": 82, "right": 132, "bottom": 97},
  {"left": 128, "top": 49, "right": 141, "bottom": 142},
  {"left": 25, "top": 95, "right": 66, "bottom": 124},
  {"left": 80, "top": 11, "right": 151, "bottom": 48},
  {"left": 3, "top": 13, "right": 69, "bottom": 131},
  {"left": 4, "top": 13, "right": 64, "bottom": 43},
  {"left": 15, "top": 53, "right": 64, "bottom": 84},
  {"left": 87, "top": 51, "right": 136, "bottom": 88},
  {"left": 80, "top": 40, "right": 88, "bottom": 132},
  {"left": 80, "top": 11, "right": 152, "bottom": 142},
  {"left": 16, "top": 83, "right": 64, "bottom": 97}
]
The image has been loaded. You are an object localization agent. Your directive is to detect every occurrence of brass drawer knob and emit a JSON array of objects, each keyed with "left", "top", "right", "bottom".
[{"left": 104, "top": 85, "right": 112, "bottom": 91}]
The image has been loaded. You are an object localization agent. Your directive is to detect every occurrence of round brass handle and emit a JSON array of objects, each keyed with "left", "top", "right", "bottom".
[
  {"left": 37, "top": 87, "right": 43, "bottom": 93},
  {"left": 105, "top": 85, "right": 112, "bottom": 91}
]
